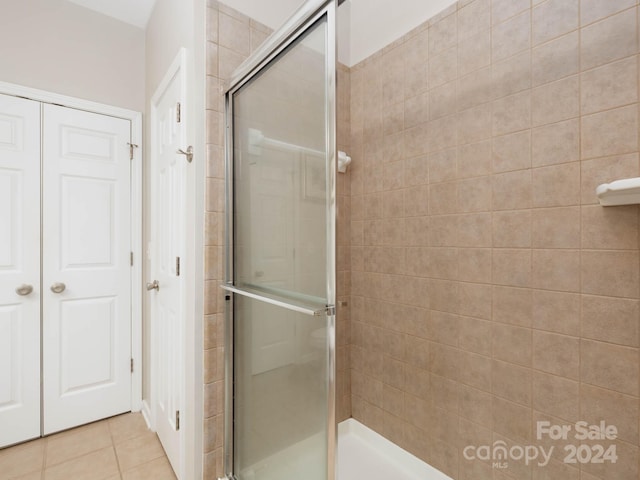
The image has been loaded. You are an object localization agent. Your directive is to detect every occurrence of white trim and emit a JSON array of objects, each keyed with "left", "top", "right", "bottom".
[
  {"left": 0, "top": 81, "right": 141, "bottom": 122},
  {"left": 141, "top": 399, "right": 153, "bottom": 429},
  {"left": 0, "top": 80, "right": 144, "bottom": 414},
  {"left": 130, "top": 111, "right": 143, "bottom": 412}
]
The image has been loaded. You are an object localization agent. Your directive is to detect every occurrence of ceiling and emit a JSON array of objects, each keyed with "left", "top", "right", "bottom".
[
  {"left": 66, "top": 0, "right": 157, "bottom": 29},
  {"left": 66, "top": 0, "right": 459, "bottom": 65}
]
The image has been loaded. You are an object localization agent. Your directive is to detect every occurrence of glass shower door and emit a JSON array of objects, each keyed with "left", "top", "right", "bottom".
[{"left": 222, "top": 1, "right": 337, "bottom": 480}]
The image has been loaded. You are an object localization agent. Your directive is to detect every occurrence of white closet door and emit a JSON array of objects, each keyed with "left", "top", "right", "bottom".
[
  {"left": 0, "top": 94, "right": 41, "bottom": 447},
  {"left": 42, "top": 104, "right": 132, "bottom": 434}
]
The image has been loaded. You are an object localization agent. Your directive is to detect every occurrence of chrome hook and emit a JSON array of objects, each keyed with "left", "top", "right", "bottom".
[{"left": 177, "top": 146, "right": 194, "bottom": 163}]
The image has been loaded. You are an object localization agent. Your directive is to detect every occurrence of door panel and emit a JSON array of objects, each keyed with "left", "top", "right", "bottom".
[
  {"left": 59, "top": 297, "right": 117, "bottom": 393},
  {"left": 61, "top": 177, "right": 115, "bottom": 268},
  {"left": 42, "top": 104, "right": 131, "bottom": 434},
  {"left": 234, "top": 296, "right": 328, "bottom": 480},
  {"left": 228, "top": 6, "right": 336, "bottom": 480},
  {"left": 151, "top": 68, "right": 185, "bottom": 475},
  {"left": 0, "top": 94, "right": 41, "bottom": 448}
]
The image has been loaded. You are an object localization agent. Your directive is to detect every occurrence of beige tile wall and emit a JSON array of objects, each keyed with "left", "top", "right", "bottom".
[
  {"left": 349, "top": 1, "right": 640, "bottom": 479},
  {"left": 204, "top": 3, "right": 269, "bottom": 477},
  {"left": 204, "top": 2, "right": 352, "bottom": 477}
]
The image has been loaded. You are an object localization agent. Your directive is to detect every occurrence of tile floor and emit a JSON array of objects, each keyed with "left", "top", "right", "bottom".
[{"left": 0, "top": 413, "right": 176, "bottom": 480}]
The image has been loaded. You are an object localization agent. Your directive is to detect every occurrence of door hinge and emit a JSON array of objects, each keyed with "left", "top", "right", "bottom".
[
  {"left": 176, "top": 103, "right": 181, "bottom": 123},
  {"left": 176, "top": 256, "right": 180, "bottom": 276},
  {"left": 130, "top": 358, "right": 134, "bottom": 373},
  {"left": 175, "top": 410, "right": 180, "bottom": 431},
  {"left": 130, "top": 252, "right": 134, "bottom": 266},
  {"left": 128, "top": 142, "right": 139, "bottom": 160}
]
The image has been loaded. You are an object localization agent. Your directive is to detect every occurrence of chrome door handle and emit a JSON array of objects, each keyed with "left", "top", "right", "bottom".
[
  {"left": 50, "top": 282, "right": 66, "bottom": 294},
  {"left": 15, "top": 284, "right": 33, "bottom": 296},
  {"left": 146, "top": 280, "right": 160, "bottom": 291}
]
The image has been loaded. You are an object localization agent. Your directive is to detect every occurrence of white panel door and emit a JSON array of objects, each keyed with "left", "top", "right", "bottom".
[
  {"left": 150, "top": 68, "right": 184, "bottom": 475},
  {"left": 42, "top": 104, "right": 132, "bottom": 434},
  {"left": 0, "top": 94, "right": 41, "bottom": 447}
]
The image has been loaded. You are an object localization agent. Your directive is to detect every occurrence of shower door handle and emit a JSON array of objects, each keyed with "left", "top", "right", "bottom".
[{"left": 220, "top": 284, "right": 335, "bottom": 316}]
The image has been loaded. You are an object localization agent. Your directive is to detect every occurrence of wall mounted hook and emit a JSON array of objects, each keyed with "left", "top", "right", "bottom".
[{"left": 177, "top": 146, "right": 194, "bottom": 163}]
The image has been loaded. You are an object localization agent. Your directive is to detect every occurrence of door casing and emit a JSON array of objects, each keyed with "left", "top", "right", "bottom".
[{"left": 0, "top": 80, "right": 144, "bottom": 418}]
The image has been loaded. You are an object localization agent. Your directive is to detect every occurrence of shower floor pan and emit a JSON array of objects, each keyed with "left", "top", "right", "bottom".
[
  {"left": 238, "top": 419, "right": 452, "bottom": 480},
  {"left": 338, "top": 419, "right": 452, "bottom": 480}
]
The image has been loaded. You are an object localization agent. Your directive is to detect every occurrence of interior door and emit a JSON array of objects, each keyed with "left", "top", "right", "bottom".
[
  {"left": 150, "top": 65, "right": 185, "bottom": 476},
  {"left": 225, "top": 2, "right": 337, "bottom": 479},
  {"left": 0, "top": 94, "right": 41, "bottom": 447},
  {"left": 42, "top": 104, "right": 132, "bottom": 434}
]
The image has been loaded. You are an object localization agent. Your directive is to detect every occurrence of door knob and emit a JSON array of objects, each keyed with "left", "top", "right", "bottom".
[
  {"left": 50, "top": 282, "right": 66, "bottom": 294},
  {"left": 15, "top": 284, "right": 33, "bottom": 296},
  {"left": 146, "top": 280, "right": 160, "bottom": 291}
]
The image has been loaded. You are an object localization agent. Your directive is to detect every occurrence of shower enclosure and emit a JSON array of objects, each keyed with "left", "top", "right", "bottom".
[{"left": 221, "top": 1, "right": 338, "bottom": 479}]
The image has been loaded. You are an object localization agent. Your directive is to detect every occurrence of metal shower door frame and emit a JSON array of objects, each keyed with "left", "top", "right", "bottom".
[{"left": 221, "top": 1, "right": 338, "bottom": 479}]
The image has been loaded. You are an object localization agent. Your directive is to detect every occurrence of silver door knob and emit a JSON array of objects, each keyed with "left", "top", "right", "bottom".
[
  {"left": 50, "top": 282, "right": 66, "bottom": 294},
  {"left": 146, "top": 280, "right": 160, "bottom": 291},
  {"left": 15, "top": 284, "right": 33, "bottom": 296}
]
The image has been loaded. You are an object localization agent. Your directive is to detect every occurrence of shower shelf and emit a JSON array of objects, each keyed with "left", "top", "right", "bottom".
[{"left": 596, "top": 177, "right": 640, "bottom": 206}]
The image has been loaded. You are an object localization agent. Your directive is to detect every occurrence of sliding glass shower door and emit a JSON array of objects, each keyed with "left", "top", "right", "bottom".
[{"left": 222, "top": 1, "right": 337, "bottom": 479}]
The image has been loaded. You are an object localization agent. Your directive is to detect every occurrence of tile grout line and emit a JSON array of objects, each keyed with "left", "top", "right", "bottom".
[{"left": 106, "top": 419, "right": 125, "bottom": 477}]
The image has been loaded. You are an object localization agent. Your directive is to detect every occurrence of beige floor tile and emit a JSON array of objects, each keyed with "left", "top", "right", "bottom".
[
  {"left": 9, "top": 471, "right": 42, "bottom": 480},
  {"left": 114, "top": 432, "right": 165, "bottom": 472},
  {"left": 0, "top": 438, "right": 45, "bottom": 480},
  {"left": 108, "top": 413, "right": 150, "bottom": 445},
  {"left": 121, "top": 457, "right": 176, "bottom": 480},
  {"left": 45, "top": 421, "right": 112, "bottom": 467},
  {"left": 44, "top": 447, "right": 119, "bottom": 480}
]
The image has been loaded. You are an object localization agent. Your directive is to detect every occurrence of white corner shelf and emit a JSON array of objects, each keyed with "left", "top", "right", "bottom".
[{"left": 596, "top": 177, "right": 640, "bottom": 206}]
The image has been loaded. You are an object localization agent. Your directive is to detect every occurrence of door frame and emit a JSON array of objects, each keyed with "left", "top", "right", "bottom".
[{"left": 0, "top": 80, "right": 144, "bottom": 413}]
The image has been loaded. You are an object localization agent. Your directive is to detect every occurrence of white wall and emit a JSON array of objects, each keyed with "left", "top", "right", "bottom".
[
  {"left": 145, "top": 0, "right": 206, "bottom": 478},
  {"left": 0, "top": 0, "right": 145, "bottom": 111}
]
